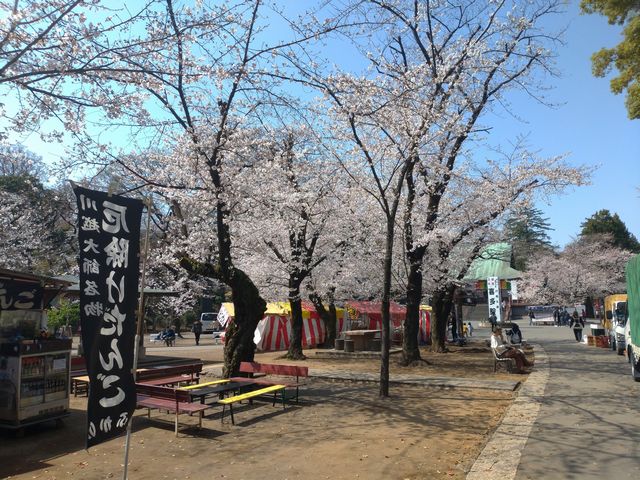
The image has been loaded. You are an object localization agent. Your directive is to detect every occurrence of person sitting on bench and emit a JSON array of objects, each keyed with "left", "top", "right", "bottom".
[
  {"left": 161, "top": 326, "right": 176, "bottom": 346},
  {"left": 491, "top": 328, "right": 532, "bottom": 373}
]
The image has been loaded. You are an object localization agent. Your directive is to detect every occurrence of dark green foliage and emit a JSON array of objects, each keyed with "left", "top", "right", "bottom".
[
  {"left": 505, "top": 207, "right": 554, "bottom": 270},
  {"left": 581, "top": 209, "right": 640, "bottom": 252},
  {"left": 581, "top": 0, "right": 640, "bottom": 119},
  {"left": 47, "top": 299, "right": 80, "bottom": 333}
]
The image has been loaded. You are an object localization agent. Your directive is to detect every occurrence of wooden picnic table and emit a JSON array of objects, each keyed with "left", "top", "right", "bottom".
[
  {"left": 183, "top": 379, "right": 257, "bottom": 405},
  {"left": 342, "top": 329, "right": 381, "bottom": 351}
]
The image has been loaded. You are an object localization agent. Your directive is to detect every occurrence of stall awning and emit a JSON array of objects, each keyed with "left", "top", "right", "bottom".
[
  {"left": 0, "top": 268, "right": 73, "bottom": 288},
  {"left": 220, "top": 301, "right": 345, "bottom": 319}
]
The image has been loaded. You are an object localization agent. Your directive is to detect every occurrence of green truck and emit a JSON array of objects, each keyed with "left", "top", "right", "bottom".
[{"left": 624, "top": 254, "right": 640, "bottom": 381}]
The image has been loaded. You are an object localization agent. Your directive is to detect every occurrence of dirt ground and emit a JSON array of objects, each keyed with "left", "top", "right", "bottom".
[{"left": 0, "top": 339, "right": 527, "bottom": 480}]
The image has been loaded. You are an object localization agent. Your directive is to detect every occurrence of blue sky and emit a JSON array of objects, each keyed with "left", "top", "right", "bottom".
[
  {"left": 490, "top": 1, "right": 640, "bottom": 247},
  {"left": 8, "top": 1, "right": 639, "bottom": 249}
]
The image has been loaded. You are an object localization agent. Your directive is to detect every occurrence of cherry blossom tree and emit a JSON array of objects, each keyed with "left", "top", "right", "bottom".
[
  {"left": 48, "top": 1, "right": 350, "bottom": 376},
  {"left": 408, "top": 141, "right": 588, "bottom": 355},
  {"left": 0, "top": 144, "right": 48, "bottom": 178},
  {"left": 308, "top": 0, "right": 590, "bottom": 359},
  {"left": 230, "top": 130, "right": 346, "bottom": 359},
  {"left": 0, "top": 0, "right": 186, "bottom": 141},
  {"left": 304, "top": 187, "right": 392, "bottom": 347},
  {"left": 520, "top": 234, "right": 633, "bottom": 304},
  {"left": 291, "top": 0, "right": 588, "bottom": 392},
  {"left": 0, "top": 144, "right": 75, "bottom": 273}
]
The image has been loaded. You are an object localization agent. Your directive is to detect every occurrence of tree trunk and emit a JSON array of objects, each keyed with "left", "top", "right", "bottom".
[
  {"left": 223, "top": 268, "right": 267, "bottom": 377},
  {"left": 585, "top": 296, "right": 595, "bottom": 318},
  {"left": 328, "top": 299, "right": 337, "bottom": 344},
  {"left": 180, "top": 256, "right": 266, "bottom": 378},
  {"left": 402, "top": 160, "right": 423, "bottom": 365},
  {"left": 287, "top": 286, "right": 306, "bottom": 360},
  {"left": 454, "top": 288, "right": 464, "bottom": 339},
  {"left": 402, "top": 258, "right": 423, "bottom": 364},
  {"left": 309, "top": 288, "right": 337, "bottom": 348},
  {"left": 430, "top": 286, "right": 455, "bottom": 353},
  {"left": 379, "top": 217, "right": 394, "bottom": 397}
]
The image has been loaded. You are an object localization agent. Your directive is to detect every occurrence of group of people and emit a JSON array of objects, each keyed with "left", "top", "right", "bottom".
[
  {"left": 159, "top": 319, "right": 204, "bottom": 346},
  {"left": 448, "top": 315, "right": 474, "bottom": 343},
  {"left": 553, "top": 307, "right": 586, "bottom": 327}
]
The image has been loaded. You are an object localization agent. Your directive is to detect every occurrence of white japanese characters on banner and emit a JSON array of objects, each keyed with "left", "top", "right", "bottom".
[
  {"left": 74, "top": 186, "right": 143, "bottom": 449},
  {"left": 487, "top": 276, "right": 501, "bottom": 323}
]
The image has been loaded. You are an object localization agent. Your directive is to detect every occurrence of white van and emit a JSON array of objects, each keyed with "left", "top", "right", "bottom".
[{"left": 200, "top": 312, "right": 220, "bottom": 333}]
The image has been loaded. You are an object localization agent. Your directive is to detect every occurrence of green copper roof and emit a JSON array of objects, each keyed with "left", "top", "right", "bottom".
[{"left": 463, "top": 243, "right": 523, "bottom": 280}]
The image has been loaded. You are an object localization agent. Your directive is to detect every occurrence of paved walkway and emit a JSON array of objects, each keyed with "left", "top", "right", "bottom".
[
  {"left": 469, "top": 325, "right": 640, "bottom": 479},
  {"left": 467, "top": 343, "right": 549, "bottom": 479}
]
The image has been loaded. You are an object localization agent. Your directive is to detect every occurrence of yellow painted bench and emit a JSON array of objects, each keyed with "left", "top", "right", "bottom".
[{"left": 218, "top": 384, "right": 286, "bottom": 425}]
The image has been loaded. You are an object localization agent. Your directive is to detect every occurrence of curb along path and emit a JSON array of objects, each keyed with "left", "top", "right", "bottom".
[{"left": 467, "top": 344, "right": 550, "bottom": 480}]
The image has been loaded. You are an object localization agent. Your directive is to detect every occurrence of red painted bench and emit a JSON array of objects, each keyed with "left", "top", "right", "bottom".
[
  {"left": 230, "top": 361, "right": 308, "bottom": 402},
  {"left": 73, "top": 363, "right": 203, "bottom": 396},
  {"left": 136, "top": 384, "right": 210, "bottom": 436},
  {"left": 137, "top": 363, "right": 203, "bottom": 386}
]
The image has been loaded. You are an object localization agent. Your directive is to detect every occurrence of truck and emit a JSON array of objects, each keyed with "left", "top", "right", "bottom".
[
  {"left": 624, "top": 255, "right": 640, "bottom": 381},
  {"left": 603, "top": 294, "right": 628, "bottom": 355},
  {"left": 200, "top": 312, "right": 220, "bottom": 334}
]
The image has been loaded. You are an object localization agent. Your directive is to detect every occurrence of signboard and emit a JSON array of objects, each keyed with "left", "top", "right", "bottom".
[
  {"left": 487, "top": 276, "right": 501, "bottom": 323},
  {"left": 0, "top": 282, "right": 43, "bottom": 310},
  {"left": 74, "top": 186, "right": 143, "bottom": 449},
  {"left": 510, "top": 280, "right": 519, "bottom": 301}
]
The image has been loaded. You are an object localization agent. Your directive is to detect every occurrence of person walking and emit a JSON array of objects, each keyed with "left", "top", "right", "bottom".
[
  {"left": 489, "top": 312, "right": 497, "bottom": 330},
  {"left": 192, "top": 319, "right": 203, "bottom": 346},
  {"left": 528, "top": 308, "right": 535, "bottom": 326},
  {"left": 467, "top": 322, "right": 474, "bottom": 337},
  {"left": 508, "top": 323, "right": 523, "bottom": 344},
  {"left": 570, "top": 314, "right": 585, "bottom": 342}
]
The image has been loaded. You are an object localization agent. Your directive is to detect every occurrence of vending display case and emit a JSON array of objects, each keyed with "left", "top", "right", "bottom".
[
  {"left": 0, "top": 339, "right": 72, "bottom": 428},
  {"left": 0, "top": 268, "right": 75, "bottom": 430}
]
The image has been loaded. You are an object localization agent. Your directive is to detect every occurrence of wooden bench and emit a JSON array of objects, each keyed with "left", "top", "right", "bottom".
[
  {"left": 137, "top": 363, "right": 203, "bottom": 386},
  {"left": 70, "top": 357, "right": 88, "bottom": 395},
  {"left": 73, "top": 362, "right": 203, "bottom": 396},
  {"left": 72, "top": 375, "right": 91, "bottom": 397},
  {"left": 135, "top": 384, "right": 210, "bottom": 436},
  {"left": 492, "top": 348, "right": 515, "bottom": 373},
  {"left": 230, "top": 361, "right": 309, "bottom": 403},
  {"left": 218, "top": 384, "right": 287, "bottom": 425}
]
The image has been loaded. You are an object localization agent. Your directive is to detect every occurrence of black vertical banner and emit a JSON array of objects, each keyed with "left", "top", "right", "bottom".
[{"left": 74, "top": 186, "right": 143, "bottom": 449}]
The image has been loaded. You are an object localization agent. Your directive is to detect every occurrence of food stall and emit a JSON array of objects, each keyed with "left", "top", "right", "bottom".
[{"left": 0, "top": 268, "right": 73, "bottom": 430}]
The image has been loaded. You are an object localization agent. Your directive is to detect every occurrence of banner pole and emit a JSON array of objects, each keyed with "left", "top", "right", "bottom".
[{"left": 123, "top": 199, "right": 152, "bottom": 480}]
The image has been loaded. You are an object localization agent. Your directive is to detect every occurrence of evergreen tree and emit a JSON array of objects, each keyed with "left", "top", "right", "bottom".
[
  {"left": 505, "top": 206, "right": 554, "bottom": 270},
  {"left": 581, "top": 0, "right": 640, "bottom": 120},
  {"left": 581, "top": 209, "right": 640, "bottom": 252}
]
